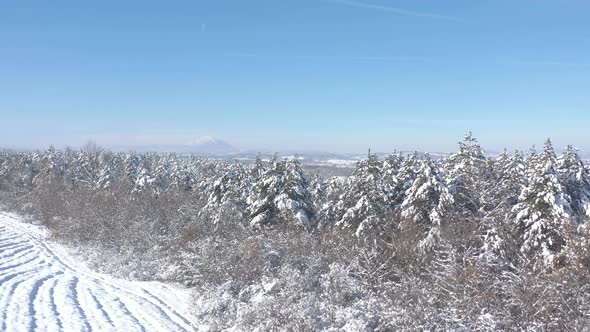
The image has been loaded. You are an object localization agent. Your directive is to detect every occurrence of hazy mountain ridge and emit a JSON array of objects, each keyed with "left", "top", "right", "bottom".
[{"left": 107, "top": 136, "right": 238, "bottom": 155}]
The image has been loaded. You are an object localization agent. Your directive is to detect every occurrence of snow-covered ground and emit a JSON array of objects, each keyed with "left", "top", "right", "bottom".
[{"left": 0, "top": 212, "right": 196, "bottom": 332}]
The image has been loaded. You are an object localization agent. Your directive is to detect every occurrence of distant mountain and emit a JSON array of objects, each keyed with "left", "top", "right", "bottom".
[
  {"left": 183, "top": 136, "right": 237, "bottom": 154},
  {"left": 109, "top": 136, "right": 238, "bottom": 155}
]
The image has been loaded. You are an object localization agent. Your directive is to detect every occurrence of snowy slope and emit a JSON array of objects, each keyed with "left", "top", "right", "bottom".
[{"left": 0, "top": 212, "right": 196, "bottom": 332}]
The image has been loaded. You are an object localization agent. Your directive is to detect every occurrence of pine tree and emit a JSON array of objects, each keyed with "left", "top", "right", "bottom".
[
  {"left": 317, "top": 176, "right": 344, "bottom": 228},
  {"left": 96, "top": 152, "right": 116, "bottom": 190},
  {"left": 400, "top": 156, "right": 454, "bottom": 250},
  {"left": 493, "top": 150, "right": 526, "bottom": 208},
  {"left": 512, "top": 139, "right": 573, "bottom": 263},
  {"left": 133, "top": 155, "right": 162, "bottom": 196},
  {"left": 247, "top": 156, "right": 315, "bottom": 228},
  {"left": 278, "top": 157, "right": 316, "bottom": 227},
  {"left": 168, "top": 156, "right": 194, "bottom": 192},
  {"left": 33, "top": 146, "right": 65, "bottom": 187},
  {"left": 381, "top": 152, "right": 406, "bottom": 210},
  {"left": 124, "top": 153, "right": 140, "bottom": 184},
  {"left": 0, "top": 152, "right": 13, "bottom": 191},
  {"left": 203, "top": 162, "right": 248, "bottom": 224},
  {"left": 335, "top": 151, "right": 388, "bottom": 237},
  {"left": 557, "top": 145, "right": 590, "bottom": 219},
  {"left": 480, "top": 150, "right": 526, "bottom": 262},
  {"left": 75, "top": 148, "right": 99, "bottom": 188},
  {"left": 387, "top": 152, "right": 419, "bottom": 212},
  {"left": 445, "top": 132, "right": 489, "bottom": 216}
]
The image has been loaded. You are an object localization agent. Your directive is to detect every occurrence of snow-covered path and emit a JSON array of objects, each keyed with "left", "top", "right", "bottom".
[{"left": 0, "top": 212, "right": 196, "bottom": 332}]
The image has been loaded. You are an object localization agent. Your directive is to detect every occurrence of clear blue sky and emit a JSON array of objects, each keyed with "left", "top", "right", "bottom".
[{"left": 1, "top": 0, "right": 589, "bottom": 153}]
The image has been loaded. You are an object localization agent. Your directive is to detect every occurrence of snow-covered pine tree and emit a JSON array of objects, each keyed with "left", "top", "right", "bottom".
[
  {"left": 243, "top": 154, "right": 266, "bottom": 201},
  {"left": 309, "top": 172, "right": 327, "bottom": 215},
  {"left": 480, "top": 150, "right": 527, "bottom": 261},
  {"left": 124, "top": 153, "right": 140, "bottom": 184},
  {"left": 151, "top": 155, "right": 170, "bottom": 194},
  {"left": 512, "top": 139, "right": 573, "bottom": 264},
  {"left": 493, "top": 150, "right": 527, "bottom": 208},
  {"left": 387, "top": 152, "right": 419, "bottom": 213},
  {"left": 0, "top": 152, "right": 13, "bottom": 191},
  {"left": 32, "top": 146, "right": 65, "bottom": 187},
  {"left": 381, "top": 152, "right": 405, "bottom": 210},
  {"left": 96, "top": 151, "right": 116, "bottom": 190},
  {"left": 317, "top": 176, "right": 345, "bottom": 229},
  {"left": 133, "top": 154, "right": 163, "bottom": 196},
  {"left": 168, "top": 156, "right": 194, "bottom": 192},
  {"left": 400, "top": 155, "right": 454, "bottom": 250},
  {"left": 191, "top": 158, "right": 216, "bottom": 195},
  {"left": 23, "top": 151, "right": 42, "bottom": 189},
  {"left": 335, "top": 151, "right": 388, "bottom": 237},
  {"left": 524, "top": 145, "right": 540, "bottom": 178},
  {"left": 445, "top": 132, "right": 489, "bottom": 216},
  {"left": 557, "top": 145, "right": 590, "bottom": 219},
  {"left": 278, "top": 157, "right": 316, "bottom": 227},
  {"left": 202, "top": 162, "right": 248, "bottom": 224},
  {"left": 251, "top": 153, "right": 265, "bottom": 181},
  {"left": 247, "top": 156, "right": 315, "bottom": 228},
  {"left": 74, "top": 148, "right": 99, "bottom": 189}
]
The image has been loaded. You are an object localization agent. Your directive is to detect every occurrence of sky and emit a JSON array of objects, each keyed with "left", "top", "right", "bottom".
[{"left": 1, "top": 0, "right": 589, "bottom": 154}]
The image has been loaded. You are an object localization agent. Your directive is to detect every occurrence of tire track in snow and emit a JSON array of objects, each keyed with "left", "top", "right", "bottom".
[
  {"left": 42, "top": 277, "right": 64, "bottom": 331},
  {"left": 0, "top": 244, "right": 34, "bottom": 260},
  {"left": 80, "top": 285, "right": 115, "bottom": 330},
  {"left": 0, "top": 212, "right": 196, "bottom": 331},
  {"left": 0, "top": 245, "right": 37, "bottom": 267},
  {"left": 66, "top": 276, "right": 92, "bottom": 331},
  {"left": 0, "top": 253, "right": 40, "bottom": 272},
  {"left": 27, "top": 273, "right": 57, "bottom": 331}
]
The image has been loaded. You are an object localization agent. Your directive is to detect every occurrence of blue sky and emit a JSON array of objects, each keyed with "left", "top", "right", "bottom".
[{"left": 1, "top": 0, "right": 589, "bottom": 153}]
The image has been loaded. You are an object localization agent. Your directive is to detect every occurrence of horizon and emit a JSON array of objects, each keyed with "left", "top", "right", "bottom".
[
  {"left": 1, "top": 1, "right": 589, "bottom": 153},
  {"left": 2, "top": 134, "right": 588, "bottom": 159}
]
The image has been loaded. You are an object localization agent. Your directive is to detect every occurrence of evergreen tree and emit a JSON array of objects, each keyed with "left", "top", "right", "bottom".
[
  {"left": 493, "top": 150, "right": 527, "bottom": 208},
  {"left": 133, "top": 155, "right": 162, "bottom": 196},
  {"left": 247, "top": 156, "right": 315, "bottom": 228},
  {"left": 278, "top": 157, "right": 316, "bottom": 227},
  {"left": 557, "top": 145, "right": 590, "bottom": 219},
  {"left": 203, "top": 162, "right": 248, "bottom": 224},
  {"left": 512, "top": 139, "right": 573, "bottom": 263},
  {"left": 387, "top": 152, "right": 419, "bottom": 212},
  {"left": 75, "top": 148, "right": 99, "bottom": 188},
  {"left": 335, "top": 151, "right": 388, "bottom": 237},
  {"left": 33, "top": 146, "right": 65, "bottom": 187},
  {"left": 124, "top": 153, "right": 140, "bottom": 184},
  {"left": 480, "top": 150, "right": 526, "bottom": 262},
  {"left": 445, "top": 132, "right": 489, "bottom": 216},
  {"left": 381, "top": 152, "right": 406, "bottom": 210},
  {"left": 96, "top": 152, "right": 116, "bottom": 190},
  {"left": 168, "top": 156, "right": 194, "bottom": 192},
  {"left": 400, "top": 156, "right": 454, "bottom": 250},
  {"left": 317, "top": 176, "right": 344, "bottom": 228}
]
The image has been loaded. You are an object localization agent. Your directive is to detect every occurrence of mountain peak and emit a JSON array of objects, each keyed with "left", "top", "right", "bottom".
[
  {"left": 183, "top": 136, "right": 236, "bottom": 154},
  {"left": 187, "top": 136, "right": 219, "bottom": 146}
]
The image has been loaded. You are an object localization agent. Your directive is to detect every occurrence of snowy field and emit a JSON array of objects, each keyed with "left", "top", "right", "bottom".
[{"left": 0, "top": 212, "right": 196, "bottom": 332}]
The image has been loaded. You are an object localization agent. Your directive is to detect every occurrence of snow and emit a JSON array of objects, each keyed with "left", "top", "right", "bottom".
[
  {"left": 250, "top": 213, "right": 267, "bottom": 227},
  {"left": 0, "top": 212, "right": 196, "bottom": 331}
]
